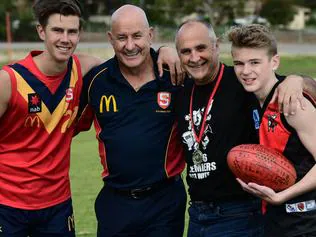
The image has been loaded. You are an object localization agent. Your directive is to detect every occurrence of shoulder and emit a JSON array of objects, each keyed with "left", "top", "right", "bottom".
[
  {"left": 0, "top": 69, "right": 11, "bottom": 83},
  {"left": 76, "top": 54, "right": 103, "bottom": 77},
  {"left": 0, "top": 69, "right": 12, "bottom": 104},
  {"left": 82, "top": 57, "right": 115, "bottom": 88},
  {"left": 285, "top": 96, "right": 315, "bottom": 130}
]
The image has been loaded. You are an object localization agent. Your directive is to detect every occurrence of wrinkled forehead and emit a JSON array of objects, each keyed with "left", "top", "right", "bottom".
[
  {"left": 176, "top": 23, "right": 215, "bottom": 48},
  {"left": 111, "top": 16, "right": 149, "bottom": 34}
]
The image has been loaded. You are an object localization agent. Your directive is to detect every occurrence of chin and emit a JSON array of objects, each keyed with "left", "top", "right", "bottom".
[{"left": 242, "top": 84, "right": 258, "bottom": 93}]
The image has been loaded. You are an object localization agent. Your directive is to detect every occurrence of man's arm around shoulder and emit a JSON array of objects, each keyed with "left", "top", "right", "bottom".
[{"left": 76, "top": 54, "right": 103, "bottom": 77}]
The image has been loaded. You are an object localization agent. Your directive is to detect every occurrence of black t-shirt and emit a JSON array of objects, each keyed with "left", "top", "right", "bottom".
[{"left": 176, "top": 64, "right": 257, "bottom": 201}]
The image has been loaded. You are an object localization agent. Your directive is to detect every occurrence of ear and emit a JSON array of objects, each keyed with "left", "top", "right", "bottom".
[
  {"left": 271, "top": 54, "right": 280, "bottom": 71},
  {"left": 36, "top": 24, "right": 45, "bottom": 41},
  {"left": 213, "top": 37, "right": 220, "bottom": 56},
  {"left": 148, "top": 27, "right": 154, "bottom": 43},
  {"left": 107, "top": 31, "right": 114, "bottom": 46}
]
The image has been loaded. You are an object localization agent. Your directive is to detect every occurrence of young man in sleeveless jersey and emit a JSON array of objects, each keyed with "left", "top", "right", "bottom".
[{"left": 229, "top": 24, "right": 316, "bottom": 237}]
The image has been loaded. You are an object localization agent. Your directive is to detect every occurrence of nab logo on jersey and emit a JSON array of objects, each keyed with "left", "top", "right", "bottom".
[
  {"left": 28, "top": 93, "right": 42, "bottom": 113},
  {"left": 157, "top": 92, "right": 171, "bottom": 109}
]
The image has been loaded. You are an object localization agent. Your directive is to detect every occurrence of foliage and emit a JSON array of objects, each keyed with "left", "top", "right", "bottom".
[
  {"left": 12, "top": 9, "right": 38, "bottom": 42},
  {"left": 0, "top": 1, "right": 15, "bottom": 41},
  {"left": 260, "top": 0, "right": 296, "bottom": 27}
]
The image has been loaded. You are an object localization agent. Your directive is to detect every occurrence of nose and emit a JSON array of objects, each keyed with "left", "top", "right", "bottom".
[
  {"left": 241, "top": 64, "right": 251, "bottom": 75},
  {"left": 125, "top": 37, "right": 135, "bottom": 50},
  {"left": 189, "top": 50, "right": 200, "bottom": 63},
  {"left": 60, "top": 32, "right": 69, "bottom": 42}
]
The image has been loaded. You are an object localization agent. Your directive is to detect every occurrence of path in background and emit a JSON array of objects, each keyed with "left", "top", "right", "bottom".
[{"left": 1, "top": 42, "right": 316, "bottom": 56}]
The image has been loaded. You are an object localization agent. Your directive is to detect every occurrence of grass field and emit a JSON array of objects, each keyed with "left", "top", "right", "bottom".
[{"left": 69, "top": 55, "right": 316, "bottom": 236}]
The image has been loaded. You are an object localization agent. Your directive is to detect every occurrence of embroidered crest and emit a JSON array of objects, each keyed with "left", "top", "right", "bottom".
[
  {"left": 65, "top": 88, "right": 74, "bottom": 102},
  {"left": 267, "top": 113, "right": 277, "bottom": 132},
  {"left": 157, "top": 92, "right": 171, "bottom": 109}
]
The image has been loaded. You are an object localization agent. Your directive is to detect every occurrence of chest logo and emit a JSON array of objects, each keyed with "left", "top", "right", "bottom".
[
  {"left": 267, "top": 113, "right": 277, "bottom": 132},
  {"left": 24, "top": 115, "right": 41, "bottom": 128},
  {"left": 252, "top": 109, "right": 260, "bottom": 130},
  {"left": 157, "top": 92, "right": 171, "bottom": 109},
  {"left": 65, "top": 88, "right": 74, "bottom": 102},
  {"left": 99, "top": 95, "right": 118, "bottom": 113},
  {"left": 28, "top": 93, "right": 42, "bottom": 113}
]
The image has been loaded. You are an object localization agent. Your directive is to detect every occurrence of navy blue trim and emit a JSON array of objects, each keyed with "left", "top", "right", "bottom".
[{"left": 10, "top": 59, "right": 73, "bottom": 113}]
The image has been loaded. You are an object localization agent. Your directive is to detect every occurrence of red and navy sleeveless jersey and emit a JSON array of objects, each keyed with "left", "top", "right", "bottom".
[
  {"left": 77, "top": 49, "right": 185, "bottom": 189},
  {"left": 0, "top": 51, "right": 82, "bottom": 210},
  {"left": 251, "top": 82, "right": 316, "bottom": 236},
  {"left": 251, "top": 82, "right": 316, "bottom": 201}
]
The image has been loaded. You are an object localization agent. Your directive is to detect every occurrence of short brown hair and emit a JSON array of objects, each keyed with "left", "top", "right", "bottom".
[
  {"left": 227, "top": 24, "right": 277, "bottom": 57},
  {"left": 33, "top": 0, "right": 83, "bottom": 29}
]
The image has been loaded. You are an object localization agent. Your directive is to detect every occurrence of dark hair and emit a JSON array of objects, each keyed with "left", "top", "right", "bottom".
[
  {"left": 227, "top": 24, "right": 278, "bottom": 58},
  {"left": 32, "top": 0, "right": 83, "bottom": 29}
]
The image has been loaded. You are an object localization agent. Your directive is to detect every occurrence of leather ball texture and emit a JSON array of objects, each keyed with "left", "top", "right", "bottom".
[{"left": 227, "top": 144, "right": 297, "bottom": 191}]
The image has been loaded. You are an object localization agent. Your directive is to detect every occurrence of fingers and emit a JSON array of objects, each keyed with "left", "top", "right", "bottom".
[
  {"left": 169, "top": 64, "right": 177, "bottom": 86},
  {"left": 297, "top": 92, "right": 306, "bottom": 111},
  {"left": 270, "top": 89, "right": 277, "bottom": 105},
  {"left": 157, "top": 59, "right": 163, "bottom": 78},
  {"left": 175, "top": 62, "right": 185, "bottom": 85}
]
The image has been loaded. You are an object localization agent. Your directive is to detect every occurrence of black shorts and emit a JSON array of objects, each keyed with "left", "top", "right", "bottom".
[{"left": 0, "top": 198, "right": 75, "bottom": 237}]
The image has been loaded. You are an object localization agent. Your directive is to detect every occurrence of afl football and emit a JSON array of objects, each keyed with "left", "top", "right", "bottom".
[{"left": 227, "top": 144, "right": 297, "bottom": 191}]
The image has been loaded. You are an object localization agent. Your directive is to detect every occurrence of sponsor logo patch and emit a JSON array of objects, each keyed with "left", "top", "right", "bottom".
[
  {"left": 28, "top": 93, "right": 42, "bottom": 113},
  {"left": 99, "top": 95, "right": 118, "bottom": 113},
  {"left": 286, "top": 200, "right": 316, "bottom": 213},
  {"left": 252, "top": 109, "right": 260, "bottom": 130}
]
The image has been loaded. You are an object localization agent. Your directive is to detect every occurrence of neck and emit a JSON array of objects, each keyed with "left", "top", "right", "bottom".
[
  {"left": 195, "top": 61, "right": 220, "bottom": 86},
  {"left": 119, "top": 57, "right": 155, "bottom": 91},
  {"left": 34, "top": 52, "right": 68, "bottom": 76},
  {"left": 256, "top": 74, "right": 279, "bottom": 107}
]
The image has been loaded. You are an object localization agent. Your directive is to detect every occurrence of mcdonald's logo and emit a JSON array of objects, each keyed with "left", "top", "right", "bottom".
[
  {"left": 24, "top": 116, "right": 41, "bottom": 128},
  {"left": 99, "top": 95, "right": 118, "bottom": 113}
]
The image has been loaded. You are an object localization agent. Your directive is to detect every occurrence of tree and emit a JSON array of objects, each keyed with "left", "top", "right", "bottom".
[{"left": 260, "top": 0, "right": 296, "bottom": 27}]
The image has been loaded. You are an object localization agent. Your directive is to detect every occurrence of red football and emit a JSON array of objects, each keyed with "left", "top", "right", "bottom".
[{"left": 227, "top": 144, "right": 297, "bottom": 191}]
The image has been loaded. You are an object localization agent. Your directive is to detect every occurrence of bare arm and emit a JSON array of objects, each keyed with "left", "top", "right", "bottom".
[
  {"left": 0, "top": 70, "right": 11, "bottom": 118},
  {"left": 273, "top": 75, "right": 316, "bottom": 116},
  {"left": 238, "top": 98, "right": 316, "bottom": 205},
  {"left": 157, "top": 46, "right": 184, "bottom": 85},
  {"left": 302, "top": 75, "right": 316, "bottom": 102},
  {"left": 76, "top": 54, "right": 103, "bottom": 77}
]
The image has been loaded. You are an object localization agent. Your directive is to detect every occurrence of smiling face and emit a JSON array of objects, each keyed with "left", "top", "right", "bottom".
[
  {"left": 37, "top": 13, "right": 80, "bottom": 64},
  {"left": 232, "top": 46, "right": 279, "bottom": 99},
  {"left": 176, "top": 21, "right": 219, "bottom": 85},
  {"left": 108, "top": 6, "right": 153, "bottom": 72}
]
